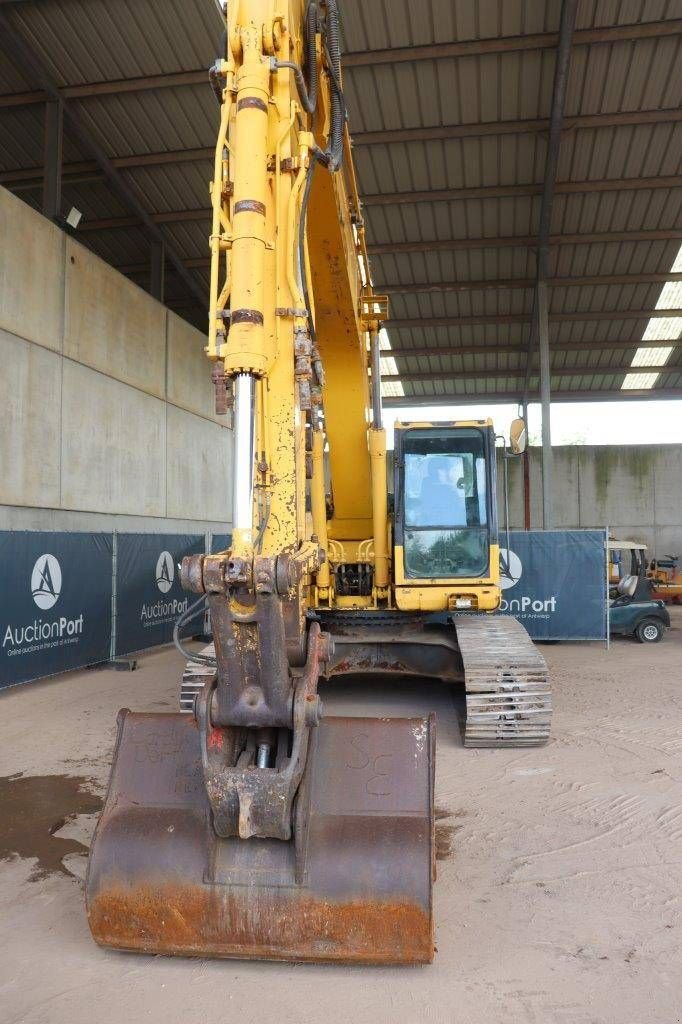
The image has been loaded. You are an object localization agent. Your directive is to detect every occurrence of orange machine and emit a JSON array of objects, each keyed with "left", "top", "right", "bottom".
[{"left": 649, "top": 554, "right": 682, "bottom": 604}]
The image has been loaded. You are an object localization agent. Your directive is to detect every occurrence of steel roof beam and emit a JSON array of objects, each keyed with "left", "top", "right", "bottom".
[
  {"left": 382, "top": 363, "right": 682, "bottom": 383},
  {"left": 3, "top": 109, "right": 680, "bottom": 192},
  {"left": 386, "top": 310, "right": 679, "bottom": 329},
  {"left": 114, "top": 234, "right": 682, "bottom": 275},
  {"left": 383, "top": 387, "right": 682, "bottom": 408},
  {"left": 368, "top": 229, "right": 681, "bottom": 256},
  {"left": 1, "top": 147, "right": 214, "bottom": 190},
  {"left": 0, "top": 69, "right": 209, "bottom": 109},
  {"left": 0, "top": 11, "right": 206, "bottom": 307},
  {"left": 363, "top": 175, "right": 682, "bottom": 207},
  {"left": 1, "top": 19, "right": 678, "bottom": 109},
  {"left": 1, "top": 20, "right": 678, "bottom": 109},
  {"left": 387, "top": 339, "right": 679, "bottom": 359},
  {"left": 89, "top": 266, "right": 682, "bottom": 297},
  {"left": 352, "top": 108, "right": 681, "bottom": 146},
  {"left": 378, "top": 272, "right": 682, "bottom": 294},
  {"left": 76, "top": 209, "right": 208, "bottom": 232},
  {"left": 23, "top": 177, "right": 676, "bottom": 231},
  {"left": 343, "top": 19, "right": 682, "bottom": 68}
]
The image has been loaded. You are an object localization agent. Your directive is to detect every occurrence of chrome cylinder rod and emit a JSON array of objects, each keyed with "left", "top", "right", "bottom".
[
  {"left": 256, "top": 743, "right": 271, "bottom": 768},
  {"left": 232, "top": 373, "right": 256, "bottom": 537},
  {"left": 370, "top": 329, "right": 383, "bottom": 429}
]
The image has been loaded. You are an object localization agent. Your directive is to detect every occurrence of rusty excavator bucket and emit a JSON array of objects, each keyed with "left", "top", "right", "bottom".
[{"left": 86, "top": 588, "right": 436, "bottom": 965}]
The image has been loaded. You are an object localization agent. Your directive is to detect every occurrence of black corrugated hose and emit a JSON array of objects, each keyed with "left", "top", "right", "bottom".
[
  {"left": 276, "top": 1, "right": 345, "bottom": 171},
  {"left": 322, "top": 0, "right": 345, "bottom": 172},
  {"left": 173, "top": 594, "right": 217, "bottom": 666}
]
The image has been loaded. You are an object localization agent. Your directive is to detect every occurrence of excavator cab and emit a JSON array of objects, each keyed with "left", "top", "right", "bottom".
[{"left": 393, "top": 423, "right": 500, "bottom": 611}]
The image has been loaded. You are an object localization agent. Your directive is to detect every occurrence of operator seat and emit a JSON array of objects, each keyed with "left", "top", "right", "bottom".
[
  {"left": 615, "top": 575, "right": 637, "bottom": 600},
  {"left": 419, "top": 462, "right": 465, "bottom": 526}
]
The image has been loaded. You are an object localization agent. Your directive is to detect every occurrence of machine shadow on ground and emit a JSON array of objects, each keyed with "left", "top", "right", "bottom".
[{"left": 318, "top": 674, "right": 465, "bottom": 747}]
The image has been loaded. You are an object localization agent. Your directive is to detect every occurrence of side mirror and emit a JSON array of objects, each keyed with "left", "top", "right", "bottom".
[{"left": 509, "top": 417, "right": 527, "bottom": 455}]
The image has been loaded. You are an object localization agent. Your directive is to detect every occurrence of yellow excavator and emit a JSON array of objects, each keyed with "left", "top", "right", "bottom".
[{"left": 86, "top": 0, "right": 551, "bottom": 965}]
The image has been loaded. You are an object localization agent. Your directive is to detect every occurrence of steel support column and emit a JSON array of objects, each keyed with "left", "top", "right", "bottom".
[
  {"left": 521, "top": 397, "right": 531, "bottom": 530},
  {"left": 42, "top": 97, "right": 63, "bottom": 220},
  {"left": 150, "top": 241, "right": 165, "bottom": 302},
  {"left": 537, "top": 281, "right": 553, "bottom": 528},
  {"left": 525, "top": 0, "right": 578, "bottom": 531}
]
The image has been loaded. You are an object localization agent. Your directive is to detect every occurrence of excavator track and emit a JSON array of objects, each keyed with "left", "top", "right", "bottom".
[
  {"left": 319, "top": 610, "right": 551, "bottom": 748},
  {"left": 453, "top": 615, "right": 551, "bottom": 747},
  {"left": 180, "top": 642, "right": 215, "bottom": 712}
]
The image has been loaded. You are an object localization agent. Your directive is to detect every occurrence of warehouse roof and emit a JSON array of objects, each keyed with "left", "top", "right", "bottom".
[{"left": 0, "top": 0, "right": 680, "bottom": 405}]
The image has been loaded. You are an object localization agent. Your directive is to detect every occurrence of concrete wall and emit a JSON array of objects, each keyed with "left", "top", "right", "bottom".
[
  {"left": 498, "top": 445, "right": 682, "bottom": 557},
  {"left": 3, "top": 187, "right": 679, "bottom": 552},
  {"left": 0, "top": 187, "right": 232, "bottom": 534}
]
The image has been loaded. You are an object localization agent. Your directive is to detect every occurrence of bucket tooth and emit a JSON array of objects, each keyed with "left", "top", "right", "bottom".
[{"left": 86, "top": 710, "right": 435, "bottom": 965}]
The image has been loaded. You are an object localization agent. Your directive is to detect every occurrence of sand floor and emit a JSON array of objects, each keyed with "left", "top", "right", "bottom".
[{"left": 1, "top": 609, "right": 681, "bottom": 1024}]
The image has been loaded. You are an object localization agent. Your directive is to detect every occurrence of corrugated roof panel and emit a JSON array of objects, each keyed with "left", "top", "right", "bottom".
[
  {"left": 122, "top": 162, "right": 212, "bottom": 214},
  {"left": 0, "top": 105, "right": 87, "bottom": 171},
  {"left": 61, "top": 180, "right": 131, "bottom": 220},
  {"left": 163, "top": 220, "right": 210, "bottom": 261},
  {"left": 341, "top": 0, "right": 561, "bottom": 51},
  {"left": 70, "top": 86, "right": 215, "bottom": 159},
  {"left": 0, "top": 51, "right": 34, "bottom": 94},
  {"left": 1, "top": 0, "right": 679, "bottom": 399},
  {"left": 558, "top": 122, "right": 682, "bottom": 183},
  {"left": 6, "top": 0, "right": 220, "bottom": 85}
]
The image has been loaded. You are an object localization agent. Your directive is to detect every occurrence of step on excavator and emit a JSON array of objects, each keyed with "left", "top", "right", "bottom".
[{"left": 86, "top": 0, "right": 552, "bottom": 965}]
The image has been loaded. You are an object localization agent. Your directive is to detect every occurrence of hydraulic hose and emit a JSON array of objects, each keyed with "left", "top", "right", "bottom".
[
  {"left": 208, "top": 28, "right": 229, "bottom": 105},
  {"left": 275, "top": 3, "right": 319, "bottom": 114},
  {"left": 272, "top": 1, "right": 344, "bottom": 171},
  {"left": 173, "top": 594, "right": 217, "bottom": 666},
  {"left": 298, "top": 155, "right": 317, "bottom": 342},
  {"left": 323, "top": 0, "right": 345, "bottom": 172}
]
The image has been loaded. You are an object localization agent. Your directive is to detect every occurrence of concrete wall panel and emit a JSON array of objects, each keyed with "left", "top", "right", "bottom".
[
  {"left": 64, "top": 239, "right": 166, "bottom": 398},
  {"left": 166, "top": 404, "right": 232, "bottom": 523},
  {"left": 579, "top": 446, "right": 655, "bottom": 529},
  {"left": 0, "top": 504, "right": 230, "bottom": 534},
  {"left": 551, "top": 448, "right": 581, "bottom": 527},
  {"left": 502, "top": 445, "right": 682, "bottom": 555},
  {"left": 3, "top": 193, "right": 234, "bottom": 532},
  {"left": 166, "top": 311, "right": 217, "bottom": 421},
  {"left": 653, "top": 447, "right": 682, "bottom": 525},
  {"left": 0, "top": 330, "right": 61, "bottom": 508},
  {"left": 61, "top": 361, "right": 166, "bottom": 516},
  {"left": 651, "top": 527, "right": 682, "bottom": 559},
  {"left": 0, "top": 189, "right": 64, "bottom": 352}
]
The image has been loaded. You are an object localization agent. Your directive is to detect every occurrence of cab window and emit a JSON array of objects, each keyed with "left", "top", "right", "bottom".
[{"left": 402, "top": 430, "right": 489, "bottom": 578}]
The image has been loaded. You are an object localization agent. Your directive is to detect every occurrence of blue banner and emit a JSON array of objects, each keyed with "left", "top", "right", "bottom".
[
  {"left": 114, "top": 533, "right": 205, "bottom": 656},
  {"left": 0, "top": 532, "right": 113, "bottom": 688},
  {"left": 209, "top": 532, "right": 232, "bottom": 553},
  {"left": 498, "top": 530, "right": 607, "bottom": 640}
]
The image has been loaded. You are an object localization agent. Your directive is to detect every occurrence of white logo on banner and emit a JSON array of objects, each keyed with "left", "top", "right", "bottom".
[
  {"left": 155, "top": 551, "right": 175, "bottom": 594},
  {"left": 31, "top": 554, "right": 62, "bottom": 609},
  {"left": 499, "top": 548, "right": 522, "bottom": 590}
]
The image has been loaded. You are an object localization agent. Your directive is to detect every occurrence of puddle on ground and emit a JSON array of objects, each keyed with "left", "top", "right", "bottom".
[
  {"left": 0, "top": 773, "right": 103, "bottom": 881},
  {"left": 435, "top": 806, "right": 467, "bottom": 861}
]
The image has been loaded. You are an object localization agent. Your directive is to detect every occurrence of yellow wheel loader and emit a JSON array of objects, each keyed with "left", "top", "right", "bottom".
[{"left": 86, "top": 0, "right": 551, "bottom": 966}]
